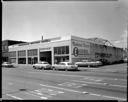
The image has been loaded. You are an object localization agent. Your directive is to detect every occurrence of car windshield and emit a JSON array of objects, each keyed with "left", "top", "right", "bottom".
[
  {"left": 43, "top": 62, "right": 49, "bottom": 64},
  {"left": 38, "top": 62, "right": 48, "bottom": 64},
  {"left": 59, "top": 63, "right": 65, "bottom": 65},
  {"left": 67, "top": 63, "right": 74, "bottom": 65}
]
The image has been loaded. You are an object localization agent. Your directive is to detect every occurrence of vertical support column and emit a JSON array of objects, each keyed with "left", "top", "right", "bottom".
[
  {"left": 69, "top": 41, "right": 72, "bottom": 63},
  {"left": 26, "top": 50, "right": 28, "bottom": 65},
  {"left": 38, "top": 48, "right": 40, "bottom": 63},
  {"left": 52, "top": 47, "right": 54, "bottom": 65},
  {"left": 16, "top": 51, "right": 18, "bottom": 64}
]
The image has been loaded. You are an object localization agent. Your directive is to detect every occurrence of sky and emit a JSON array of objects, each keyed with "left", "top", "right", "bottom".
[{"left": 2, "top": 0, "right": 128, "bottom": 48}]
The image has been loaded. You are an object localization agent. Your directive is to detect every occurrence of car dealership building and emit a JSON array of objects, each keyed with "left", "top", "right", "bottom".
[{"left": 8, "top": 35, "right": 123, "bottom": 65}]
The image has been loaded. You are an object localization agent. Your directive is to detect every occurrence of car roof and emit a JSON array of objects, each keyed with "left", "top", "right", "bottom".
[
  {"left": 60, "top": 62, "right": 71, "bottom": 63},
  {"left": 39, "top": 61, "right": 48, "bottom": 63}
]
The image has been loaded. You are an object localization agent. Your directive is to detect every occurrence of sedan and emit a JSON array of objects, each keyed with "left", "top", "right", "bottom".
[
  {"left": 2, "top": 62, "right": 14, "bottom": 68},
  {"left": 33, "top": 61, "right": 52, "bottom": 70},
  {"left": 52, "top": 62, "right": 78, "bottom": 71},
  {"left": 75, "top": 60, "right": 102, "bottom": 67}
]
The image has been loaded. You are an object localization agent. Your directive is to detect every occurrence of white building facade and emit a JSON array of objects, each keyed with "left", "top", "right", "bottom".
[{"left": 8, "top": 35, "right": 123, "bottom": 65}]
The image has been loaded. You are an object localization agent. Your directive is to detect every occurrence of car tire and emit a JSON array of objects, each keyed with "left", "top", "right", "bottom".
[
  {"left": 41, "top": 67, "right": 44, "bottom": 70},
  {"left": 65, "top": 68, "right": 68, "bottom": 71},
  {"left": 33, "top": 66, "right": 36, "bottom": 69}
]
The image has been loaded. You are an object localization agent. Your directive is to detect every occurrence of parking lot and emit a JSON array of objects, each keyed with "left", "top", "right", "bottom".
[{"left": 2, "top": 63, "right": 127, "bottom": 100}]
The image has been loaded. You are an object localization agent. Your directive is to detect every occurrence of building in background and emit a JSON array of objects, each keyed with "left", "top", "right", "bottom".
[
  {"left": 2, "top": 40, "right": 27, "bottom": 62},
  {"left": 8, "top": 35, "right": 124, "bottom": 65}
]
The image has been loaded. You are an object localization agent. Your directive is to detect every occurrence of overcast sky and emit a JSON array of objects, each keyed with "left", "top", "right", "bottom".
[{"left": 2, "top": 0, "right": 128, "bottom": 48}]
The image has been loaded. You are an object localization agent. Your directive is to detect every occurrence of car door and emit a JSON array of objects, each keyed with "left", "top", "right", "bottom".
[{"left": 59, "top": 63, "right": 66, "bottom": 70}]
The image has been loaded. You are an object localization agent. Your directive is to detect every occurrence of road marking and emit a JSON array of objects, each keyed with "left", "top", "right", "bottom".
[
  {"left": 6, "top": 94, "right": 23, "bottom": 100},
  {"left": 72, "top": 80, "right": 127, "bottom": 88},
  {"left": 72, "top": 80, "right": 108, "bottom": 85},
  {"left": 89, "top": 93, "right": 101, "bottom": 96},
  {"left": 102, "top": 95, "right": 126, "bottom": 101},
  {"left": 24, "top": 92, "right": 48, "bottom": 99},
  {"left": 40, "top": 84, "right": 85, "bottom": 94},
  {"left": 109, "top": 84, "right": 127, "bottom": 88},
  {"left": 28, "top": 71, "right": 126, "bottom": 82},
  {"left": 58, "top": 82, "right": 87, "bottom": 88},
  {"left": 84, "top": 77, "right": 102, "bottom": 82},
  {"left": 89, "top": 93, "right": 126, "bottom": 101},
  {"left": 40, "top": 83, "right": 126, "bottom": 101}
]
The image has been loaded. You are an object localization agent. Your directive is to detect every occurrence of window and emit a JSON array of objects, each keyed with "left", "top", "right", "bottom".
[
  {"left": 66, "top": 46, "right": 69, "bottom": 54},
  {"left": 28, "top": 49, "right": 37, "bottom": 56},
  {"left": 18, "top": 58, "right": 26, "bottom": 64},
  {"left": 28, "top": 57, "right": 37, "bottom": 64},
  {"left": 54, "top": 46, "right": 69, "bottom": 55},
  {"left": 9, "top": 51, "right": 16, "bottom": 57},
  {"left": 18, "top": 50, "right": 26, "bottom": 57}
]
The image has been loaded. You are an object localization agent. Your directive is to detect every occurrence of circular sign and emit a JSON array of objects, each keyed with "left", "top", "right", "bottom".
[{"left": 73, "top": 47, "right": 78, "bottom": 57}]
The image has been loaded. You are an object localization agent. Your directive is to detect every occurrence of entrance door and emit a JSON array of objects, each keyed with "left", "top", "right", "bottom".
[
  {"left": 40, "top": 57, "right": 46, "bottom": 61},
  {"left": 40, "top": 51, "right": 51, "bottom": 64}
]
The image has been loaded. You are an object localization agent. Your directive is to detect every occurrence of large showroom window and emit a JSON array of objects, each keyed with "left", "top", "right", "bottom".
[
  {"left": 54, "top": 46, "right": 69, "bottom": 64},
  {"left": 9, "top": 51, "right": 16, "bottom": 57},
  {"left": 18, "top": 50, "right": 26, "bottom": 64},
  {"left": 18, "top": 58, "right": 26, "bottom": 64},
  {"left": 27, "top": 49, "right": 38, "bottom": 64},
  {"left": 54, "top": 46, "right": 69, "bottom": 55},
  {"left": 28, "top": 57, "right": 38, "bottom": 64}
]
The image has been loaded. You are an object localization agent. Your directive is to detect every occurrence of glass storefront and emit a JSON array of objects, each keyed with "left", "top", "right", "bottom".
[
  {"left": 18, "top": 58, "right": 26, "bottom": 64},
  {"left": 54, "top": 46, "right": 69, "bottom": 64},
  {"left": 54, "top": 46, "right": 69, "bottom": 55},
  {"left": 54, "top": 56, "right": 69, "bottom": 64},
  {"left": 10, "top": 58, "right": 16, "bottom": 63},
  {"left": 28, "top": 49, "right": 38, "bottom": 64},
  {"left": 28, "top": 57, "right": 38, "bottom": 64}
]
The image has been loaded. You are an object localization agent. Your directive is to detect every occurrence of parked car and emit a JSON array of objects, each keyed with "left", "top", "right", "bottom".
[
  {"left": 52, "top": 62, "right": 78, "bottom": 71},
  {"left": 2, "top": 62, "right": 14, "bottom": 68},
  {"left": 33, "top": 61, "right": 52, "bottom": 70},
  {"left": 123, "top": 57, "right": 128, "bottom": 63},
  {"left": 75, "top": 60, "right": 102, "bottom": 67},
  {"left": 75, "top": 60, "right": 89, "bottom": 67}
]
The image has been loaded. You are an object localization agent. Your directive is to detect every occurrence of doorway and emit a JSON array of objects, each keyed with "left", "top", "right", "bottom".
[{"left": 40, "top": 51, "right": 52, "bottom": 64}]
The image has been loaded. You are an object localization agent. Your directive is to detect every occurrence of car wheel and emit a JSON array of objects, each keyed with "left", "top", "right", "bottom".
[
  {"left": 52, "top": 67, "right": 55, "bottom": 70},
  {"left": 65, "top": 68, "right": 68, "bottom": 71},
  {"left": 33, "top": 66, "right": 36, "bottom": 69}
]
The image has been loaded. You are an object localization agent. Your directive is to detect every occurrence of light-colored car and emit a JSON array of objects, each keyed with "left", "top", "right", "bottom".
[
  {"left": 88, "top": 61, "right": 103, "bottom": 67},
  {"left": 2, "top": 62, "right": 14, "bottom": 68},
  {"left": 75, "top": 60, "right": 102, "bottom": 67},
  {"left": 75, "top": 60, "right": 89, "bottom": 67},
  {"left": 33, "top": 61, "right": 52, "bottom": 70},
  {"left": 52, "top": 62, "right": 78, "bottom": 71},
  {"left": 123, "top": 57, "right": 127, "bottom": 63}
]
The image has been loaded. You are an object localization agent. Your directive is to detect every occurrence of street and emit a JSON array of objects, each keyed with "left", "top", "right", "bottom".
[{"left": 2, "top": 63, "right": 127, "bottom": 100}]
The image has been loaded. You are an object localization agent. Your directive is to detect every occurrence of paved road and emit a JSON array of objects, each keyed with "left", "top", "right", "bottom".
[{"left": 2, "top": 64, "right": 127, "bottom": 100}]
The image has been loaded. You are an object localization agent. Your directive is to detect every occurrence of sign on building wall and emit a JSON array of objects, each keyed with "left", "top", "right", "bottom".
[{"left": 71, "top": 40, "right": 90, "bottom": 58}]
